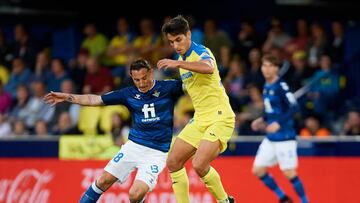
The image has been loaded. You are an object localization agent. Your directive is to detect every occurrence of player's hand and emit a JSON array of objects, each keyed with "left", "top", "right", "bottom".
[
  {"left": 266, "top": 122, "right": 281, "bottom": 133},
  {"left": 251, "top": 117, "right": 266, "bottom": 131},
  {"left": 43, "top": 91, "right": 69, "bottom": 106},
  {"left": 157, "top": 59, "right": 179, "bottom": 70}
]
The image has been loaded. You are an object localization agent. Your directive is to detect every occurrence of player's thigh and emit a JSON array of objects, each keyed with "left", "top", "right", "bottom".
[
  {"left": 202, "top": 119, "right": 235, "bottom": 153},
  {"left": 104, "top": 141, "right": 137, "bottom": 183},
  {"left": 136, "top": 149, "right": 167, "bottom": 191},
  {"left": 177, "top": 119, "right": 204, "bottom": 149},
  {"left": 168, "top": 121, "right": 200, "bottom": 170},
  {"left": 275, "top": 140, "right": 298, "bottom": 171},
  {"left": 167, "top": 137, "right": 196, "bottom": 169},
  {"left": 192, "top": 139, "right": 221, "bottom": 168},
  {"left": 253, "top": 138, "right": 277, "bottom": 168}
]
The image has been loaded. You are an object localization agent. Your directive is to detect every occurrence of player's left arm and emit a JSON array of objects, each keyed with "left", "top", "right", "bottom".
[
  {"left": 170, "top": 79, "right": 185, "bottom": 100},
  {"left": 266, "top": 84, "right": 299, "bottom": 133},
  {"left": 275, "top": 82, "right": 300, "bottom": 125},
  {"left": 157, "top": 59, "right": 214, "bottom": 74}
]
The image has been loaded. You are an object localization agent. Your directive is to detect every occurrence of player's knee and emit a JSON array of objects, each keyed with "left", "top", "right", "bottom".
[
  {"left": 282, "top": 169, "right": 297, "bottom": 179},
  {"left": 129, "top": 188, "right": 145, "bottom": 203},
  {"left": 166, "top": 157, "right": 181, "bottom": 172},
  {"left": 96, "top": 173, "right": 116, "bottom": 191},
  {"left": 192, "top": 159, "right": 208, "bottom": 177},
  {"left": 252, "top": 166, "right": 266, "bottom": 177}
]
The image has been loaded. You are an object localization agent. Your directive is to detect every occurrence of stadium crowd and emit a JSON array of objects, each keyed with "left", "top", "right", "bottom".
[{"left": 0, "top": 16, "right": 359, "bottom": 140}]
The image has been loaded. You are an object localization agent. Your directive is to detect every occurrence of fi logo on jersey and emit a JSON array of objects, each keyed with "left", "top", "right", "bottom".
[{"left": 141, "top": 103, "right": 160, "bottom": 122}]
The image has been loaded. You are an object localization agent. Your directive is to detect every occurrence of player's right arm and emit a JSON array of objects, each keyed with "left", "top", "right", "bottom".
[
  {"left": 44, "top": 92, "right": 103, "bottom": 106},
  {"left": 251, "top": 117, "right": 267, "bottom": 131}
]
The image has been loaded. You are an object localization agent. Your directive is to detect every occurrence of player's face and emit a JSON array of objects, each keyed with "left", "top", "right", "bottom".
[
  {"left": 166, "top": 31, "right": 191, "bottom": 55},
  {"left": 261, "top": 60, "right": 278, "bottom": 80},
  {"left": 131, "top": 68, "right": 154, "bottom": 93}
]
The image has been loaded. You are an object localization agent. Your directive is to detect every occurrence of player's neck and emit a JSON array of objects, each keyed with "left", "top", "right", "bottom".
[
  {"left": 138, "top": 80, "right": 156, "bottom": 93},
  {"left": 266, "top": 76, "right": 278, "bottom": 84}
]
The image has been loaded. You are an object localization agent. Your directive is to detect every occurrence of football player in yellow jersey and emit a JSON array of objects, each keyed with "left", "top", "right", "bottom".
[{"left": 157, "top": 15, "right": 235, "bottom": 203}]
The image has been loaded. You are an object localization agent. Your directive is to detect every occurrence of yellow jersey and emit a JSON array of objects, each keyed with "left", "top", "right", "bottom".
[
  {"left": 108, "top": 33, "right": 134, "bottom": 66},
  {"left": 177, "top": 42, "right": 235, "bottom": 125}
]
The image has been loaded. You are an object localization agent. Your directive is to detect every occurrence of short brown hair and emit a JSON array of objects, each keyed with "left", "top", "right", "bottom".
[
  {"left": 161, "top": 15, "right": 190, "bottom": 35},
  {"left": 262, "top": 54, "right": 281, "bottom": 67},
  {"left": 130, "top": 59, "right": 151, "bottom": 72}
]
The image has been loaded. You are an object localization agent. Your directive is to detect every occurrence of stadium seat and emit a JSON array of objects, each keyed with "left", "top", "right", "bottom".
[
  {"left": 99, "top": 105, "right": 130, "bottom": 133},
  {"left": 77, "top": 106, "right": 102, "bottom": 135}
]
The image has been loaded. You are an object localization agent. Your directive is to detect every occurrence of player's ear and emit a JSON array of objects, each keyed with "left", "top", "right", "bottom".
[{"left": 186, "top": 30, "right": 191, "bottom": 39}]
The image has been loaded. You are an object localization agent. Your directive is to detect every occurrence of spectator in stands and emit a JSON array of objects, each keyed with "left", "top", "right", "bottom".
[
  {"left": 18, "top": 80, "right": 54, "bottom": 130},
  {"left": 245, "top": 48, "right": 264, "bottom": 87},
  {"left": 307, "top": 54, "right": 339, "bottom": 116},
  {"left": 32, "top": 51, "right": 51, "bottom": 83},
  {"left": 133, "top": 18, "right": 161, "bottom": 64},
  {"left": 0, "top": 63, "right": 9, "bottom": 85},
  {"left": 173, "top": 95, "right": 194, "bottom": 134},
  {"left": 307, "top": 23, "right": 327, "bottom": 68},
  {"left": 203, "top": 19, "right": 233, "bottom": 60},
  {"left": 234, "top": 20, "right": 262, "bottom": 61},
  {"left": 262, "top": 18, "right": 292, "bottom": 53},
  {"left": 223, "top": 57, "right": 247, "bottom": 112},
  {"left": 107, "top": 18, "right": 134, "bottom": 68},
  {"left": 83, "top": 57, "right": 114, "bottom": 94},
  {"left": 47, "top": 58, "right": 69, "bottom": 92},
  {"left": 186, "top": 15, "right": 203, "bottom": 44},
  {"left": 49, "top": 79, "right": 80, "bottom": 128},
  {"left": 107, "top": 18, "right": 136, "bottom": 87},
  {"left": 218, "top": 46, "right": 231, "bottom": 79},
  {"left": 34, "top": 120, "right": 49, "bottom": 137},
  {"left": 299, "top": 114, "right": 330, "bottom": 138},
  {"left": 111, "top": 112, "right": 129, "bottom": 147},
  {"left": 8, "top": 85, "right": 29, "bottom": 122},
  {"left": 0, "top": 80, "right": 11, "bottom": 113},
  {"left": 284, "top": 19, "right": 309, "bottom": 58},
  {"left": 0, "top": 28, "right": 12, "bottom": 67},
  {"left": 4, "top": 58, "right": 32, "bottom": 98},
  {"left": 12, "top": 24, "right": 40, "bottom": 68},
  {"left": 236, "top": 84, "right": 264, "bottom": 135},
  {"left": 12, "top": 120, "right": 28, "bottom": 136},
  {"left": 81, "top": 23, "right": 109, "bottom": 58},
  {"left": 0, "top": 113, "right": 11, "bottom": 138},
  {"left": 341, "top": 110, "right": 360, "bottom": 136},
  {"left": 51, "top": 112, "right": 80, "bottom": 135},
  {"left": 327, "top": 21, "right": 344, "bottom": 65},
  {"left": 69, "top": 48, "right": 89, "bottom": 93},
  {"left": 284, "top": 50, "right": 312, "bottom": 91}
]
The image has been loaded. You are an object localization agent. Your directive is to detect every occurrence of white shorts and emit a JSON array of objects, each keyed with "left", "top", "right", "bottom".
[
  {"left": 253, "top": 138, "right": 298, "bottom": 170},
  {"left": 104, "top": 140, "right": 167, "bottom": 191}
]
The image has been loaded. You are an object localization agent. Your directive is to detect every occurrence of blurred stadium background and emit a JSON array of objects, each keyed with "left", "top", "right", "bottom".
[{"left": 0, "top": 0, "right": 360, "bottom": 202}]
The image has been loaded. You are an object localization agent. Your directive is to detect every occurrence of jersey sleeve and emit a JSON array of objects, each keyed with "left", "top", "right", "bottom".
[
  {"left": 195, "top": 46, "right": 213, "bottom": 61},
  {"left": 276, "top": 82, "right": 300, "bottom": 125},
  {"left": 167, "top": 80, "right": 184, "bottom": 100},
  {"left": 101, "top": 88, "right": 128, "bottom": 105}
]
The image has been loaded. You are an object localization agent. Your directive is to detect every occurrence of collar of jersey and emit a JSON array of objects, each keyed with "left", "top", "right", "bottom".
[
  {"left": 137, "top": 80, "right": 156, "bottom": 94},
  {"left": 265, "top": 77, "right": 279, "bottom": 88},
  {"left": 182, "top": 41, "right": 196, "bottom": 60}
]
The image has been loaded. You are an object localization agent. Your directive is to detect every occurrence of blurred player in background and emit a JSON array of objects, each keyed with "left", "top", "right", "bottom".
[
  {"left": 44, "top": 59, "right": 183, "bottom": 203},
  {"left": 251, "top": 54, "right": 309, "bottom": 203},
  {"left": 158, "top": 15, "right": 235, "bottom": 203}
]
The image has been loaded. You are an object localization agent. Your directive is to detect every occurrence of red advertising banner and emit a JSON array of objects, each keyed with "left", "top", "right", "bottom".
[{"left": 0, "top": 157, "right": 359, "bottom": 203}]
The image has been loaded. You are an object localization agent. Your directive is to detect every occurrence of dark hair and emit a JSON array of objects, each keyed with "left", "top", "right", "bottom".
[
  {"left": 262, "top": 54, "right": 281, "bottom": 67},
  {"left": 130, "top": 59, "right": 151, "bottom": 72},
  {"left": 161, "top": 15, "right": 189, "bottom": 35}
]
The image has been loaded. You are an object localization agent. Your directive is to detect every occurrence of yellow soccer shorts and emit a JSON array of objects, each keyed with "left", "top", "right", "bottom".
[{"left": 177, "top": 118, "right": 235, "bottom": 153}]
